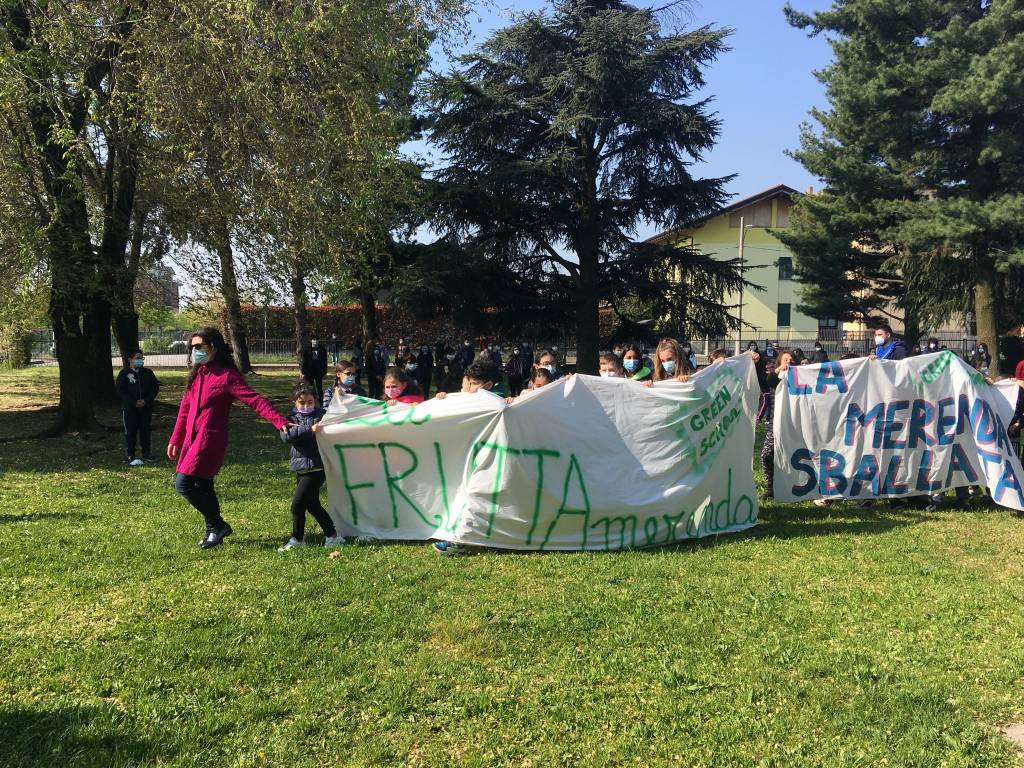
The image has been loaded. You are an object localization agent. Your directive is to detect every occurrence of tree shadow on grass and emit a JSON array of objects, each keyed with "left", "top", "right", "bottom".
[
  {"left": 0, "top": 705, "right": 174, "bottom": 768},
  {"left": 739, "top": 502, "right": 938, "bottom": 541},
  {"left": 0, "top": 511, "right": 97, "bottom": 525}
]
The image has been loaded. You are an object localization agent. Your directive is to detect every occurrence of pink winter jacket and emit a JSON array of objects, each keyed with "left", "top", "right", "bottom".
[{"left": 169, "top": 362, "right": 287, "bottom": 479}]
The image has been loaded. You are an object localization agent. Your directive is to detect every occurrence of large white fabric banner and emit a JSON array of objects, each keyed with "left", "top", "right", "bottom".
[
  {"left": 316, "top": 355, "right": 761, "bottom": 550},
  {"left": 774, "top": 351, "right": 1024, "bottom": 510}
]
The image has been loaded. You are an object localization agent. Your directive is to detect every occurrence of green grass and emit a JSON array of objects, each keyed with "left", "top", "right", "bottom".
[{"left": 2, "top": 366, "right": 1024, "bottom": 767}]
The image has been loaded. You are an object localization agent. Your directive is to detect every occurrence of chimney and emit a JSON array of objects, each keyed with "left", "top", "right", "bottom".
[{"left": 806, "top": 186, "right": 814, "bottom": 195}]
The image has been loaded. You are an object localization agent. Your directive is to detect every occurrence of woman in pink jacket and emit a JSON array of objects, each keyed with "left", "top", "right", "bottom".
[{"left": 168, "top": 327, "right": 289, "bottom": 549}]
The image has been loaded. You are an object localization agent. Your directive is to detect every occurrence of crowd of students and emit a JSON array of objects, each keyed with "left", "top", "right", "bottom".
[{"left": 116, "top": 323, "right": 1023, "bottom": 554}]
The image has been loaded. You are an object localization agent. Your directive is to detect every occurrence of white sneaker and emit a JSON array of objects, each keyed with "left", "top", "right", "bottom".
[
  {"left": 354, "top": 535, "right": 380, "bottom": 545},
  {"left": 277, "top": 537, "right": 305, "bottom": 552},
  {"left": 129, "top": 458, "right": 144, "bottom": 467},
  {"left": 324, "top": 535, "right": 344, "bottom": 549}
]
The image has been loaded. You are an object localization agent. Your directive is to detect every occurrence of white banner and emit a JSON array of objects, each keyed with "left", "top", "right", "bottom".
[
  {"left": 315, "top": 355, "right": 761, "bottom": 550},
  {"left": 774, "top": 352, "right": 1024, "bottom": 510}
]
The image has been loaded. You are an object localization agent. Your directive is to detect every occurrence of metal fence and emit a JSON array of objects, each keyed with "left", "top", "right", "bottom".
[
  {"left": 697, "top": 329, "right": 979, "bottom": 360},
  {"left": 21, "top": 326, "right": 979, "bottom": 368}
]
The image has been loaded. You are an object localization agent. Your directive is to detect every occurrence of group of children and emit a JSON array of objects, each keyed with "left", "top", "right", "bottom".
[{"left": 124, "top": 328, "right": 1022, "bottom": 554}]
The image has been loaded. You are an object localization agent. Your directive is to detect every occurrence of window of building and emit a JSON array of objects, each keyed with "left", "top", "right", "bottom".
[
  {"left": 818, "top": 317, "right": 838, "bottom": 329},
  {"left": 778, "top": 256, "right": 793, "bottom": 281},
  {"left": 777, "top": 303, "right": 792, "bottom": 327}
]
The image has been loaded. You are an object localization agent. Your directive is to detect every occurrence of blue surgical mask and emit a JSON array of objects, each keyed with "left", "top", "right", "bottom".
[
  {"left": 342, "top": 374, "right": 356, "bottom": 387},
  {"left": 545, "top": 364, "right": 557, "bottom": 374},
  {"left": 406, "top": 363, "right": 417, "bottom": 371},
  {"left": 297, "top": 405, "right": 315, "bottom": 415},
  {"left": 192, "top": 349, "right": 209, "bottom": 365},
  {"left": 132, "top": 357, "right": 144, "bottom": 369},
  {"left": 624, "top": 359, "right": 639, "bottom": 372},
  {"left": 662, "top": 360, "right": 676, "bottom": 375}
]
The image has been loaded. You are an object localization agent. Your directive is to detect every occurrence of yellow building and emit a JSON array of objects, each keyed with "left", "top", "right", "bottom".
[{"left": 648, "top": 184, "right": 831, "bottom": 345}]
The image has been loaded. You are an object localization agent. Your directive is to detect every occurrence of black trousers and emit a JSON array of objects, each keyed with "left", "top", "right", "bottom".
[
  {"left": 307, "top": 376, "right": 324, "bottom": 405},
  {"left": 123, "top": 406, "right": 153, "bottom": 459},
  {"left": 292, "top": 470, "right": 336, "bottom": 540},
  {"left": 175, "top": 473, "right": 226, "bottom": 530}
]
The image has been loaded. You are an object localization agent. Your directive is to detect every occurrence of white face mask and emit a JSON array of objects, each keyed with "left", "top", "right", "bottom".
[{"left": 874, "top": 335, "right": 886, "bottom": 346}]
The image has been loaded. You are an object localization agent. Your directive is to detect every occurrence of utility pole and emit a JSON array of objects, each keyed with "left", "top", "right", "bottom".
[{"left": 734, "top": 216, "right": 747, "bottom": 355}]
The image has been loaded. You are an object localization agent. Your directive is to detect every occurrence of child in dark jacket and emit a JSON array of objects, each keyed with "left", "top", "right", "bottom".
[
  {"left": 279, "top": 382, "right": 341, "bottom": 551},
  {"left": 116, "top": 349, "right": 160, "bottom": 465},
  {"left": 322, "top": 360, "right": 365, "bottom": 408}
]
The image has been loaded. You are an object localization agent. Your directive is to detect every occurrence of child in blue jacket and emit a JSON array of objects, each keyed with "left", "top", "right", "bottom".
[{"left": 279, "top": 382, "right": 342, "bottom": 551}]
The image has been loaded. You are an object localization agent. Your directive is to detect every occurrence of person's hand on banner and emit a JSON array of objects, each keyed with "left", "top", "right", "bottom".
[{"left": 434, "top": 392, "right": 448, "bottom": 400}]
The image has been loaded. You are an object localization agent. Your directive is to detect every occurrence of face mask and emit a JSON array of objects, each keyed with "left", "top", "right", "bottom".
[
  {"left": 512, "top": 349, "right": 519, "bottom": 355},
  {"left": 385, "top": 385, "right": 403, "bottom": 398},
  {"left": 814, "top": 345, "right": 822, "bottom": 351},
  {"left": 192, "top": 349, "right": 209, "bottom": 365},
  {"left": 929, "top": 343, "right": 937, "bottom": 350},
  {"left": 624, "top": 359, "right": 639, "bottom": 372},
  {"left": 342, "top": 375, "right": 356, "bottom": 387},
  {"left": 421, "top": 348, "right": 428, "bottom": 353},
  {"left": 613, "top": 349, "right": 623, "bottom": 357},
  {"left": 297, "top": 405, "right": 315, "bottom": 415},
  {"left": 446, "top": 353, "right": 456, "bottom": 361},
  {"left": 311, "top": 341, "right": 318, "bottom": 348},
  {"left": 874, "top": 335, "right": 886, "bottom": 346},
  {"left": 600, "top": 370, "right": 617, "bottom": 377},
  {"left": 464, "top": 342, "right": 471, "bottom": 347},
  {"left": 406, "top": 363, "right": 418, "bottom": 371},
  {"left": 132, "top": 358, "right": 145, "bottom": 368},
  {"left": 544, "top": 364, "right": 557, "bottom": 374},
  {"left": 662, "top": 360, "right": 676, "bottom": 375}
]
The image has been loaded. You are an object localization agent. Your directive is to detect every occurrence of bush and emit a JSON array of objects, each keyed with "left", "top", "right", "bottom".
[{"left": 0, "top": 324, "right": 32, "bottom": 368}]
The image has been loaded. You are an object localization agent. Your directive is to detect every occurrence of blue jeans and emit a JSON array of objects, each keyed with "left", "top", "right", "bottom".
[{"left": 175, "top": 473, "right": 226, "bottom": 530}]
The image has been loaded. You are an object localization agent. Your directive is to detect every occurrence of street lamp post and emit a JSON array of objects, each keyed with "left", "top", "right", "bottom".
[{"left": 734, "top": 218, "right": 752, "bottom": 355}]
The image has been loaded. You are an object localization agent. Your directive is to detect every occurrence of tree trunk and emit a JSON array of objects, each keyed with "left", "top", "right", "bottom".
[
  {"left": 46, "top": 191, "right": 101, "bottom": 432},
  {"left": 901, "top": 305, "right": 921, "bottom": 353},
  {"left": 112, "top": 207, "right": 145, "bottom": 367},
  {"left": 974, "top": 240, "right": 1000, "bottom": 375},
  {"left": 575, "top": 258, "right": 600, "bottom": 374},
  {"left": 291, "top": 256, "right": 310, "bottom": 354},
  {"left": 86, "top": 295, "right": 118, "bottom": 405},
  {"left": 214, "top": 221, "right": 253, "bottom": 373},
  {"left": 360, "top": 287, "right": 378, "bottom": 342}
]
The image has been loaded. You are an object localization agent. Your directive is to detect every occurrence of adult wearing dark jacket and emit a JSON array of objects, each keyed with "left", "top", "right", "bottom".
[
  {"left": 299, "top": 337, "right": 329, "bottom": 403},
  {"left": 504, "top": 345, "right": 530, "bottom": 396},
  {"left": 871, "top": 324, "right": 907, "bottom": 361},
  {"left": 117, "top": 349, "right": 160, "bottom": 465},
  {"left": 415, "top": 344, "right": 435, "bottom": 395},
  {"left": 458, "top": 338, "right": 476, "bottom": 368},
  {"left": 809, "top": 341, "right": 829, "bottom": 364},
  {"left": 366, "top": 342, "right": 388, "bottom": 399}
]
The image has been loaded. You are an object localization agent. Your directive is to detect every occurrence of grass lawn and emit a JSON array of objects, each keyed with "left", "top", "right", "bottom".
[{"left": 2, "top": 366, "right": 1024, "bottom": 767}]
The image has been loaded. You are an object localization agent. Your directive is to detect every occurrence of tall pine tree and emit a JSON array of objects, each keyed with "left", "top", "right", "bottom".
[
  {"left": 784, "top": 0, "right": 1024, "bottom": 371},
  {"left": 427, "top": 0, "right": 742, "bottom": 373}
]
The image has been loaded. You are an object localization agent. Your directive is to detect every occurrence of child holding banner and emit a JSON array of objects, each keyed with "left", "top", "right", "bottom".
[
  {"left": 383, "top": 367, "right": 426, "bottom": 405},
  {"left": 652, "top": 339, "right": 690, "bottom": 382},
  {"left": 599, "top": 353, "right": 625, "bottom": 377},
  {"left": 279, "top": 382, "right": 342, "bottom": 551},
  {"left": 622, "top": 345, "right": 651, "bottom": 382},
  {"left": 322, "top": 360, "right": 365, "bottom": 407},
  {"left": 760, "top": 350, "right": 794, "bottom": 499}
]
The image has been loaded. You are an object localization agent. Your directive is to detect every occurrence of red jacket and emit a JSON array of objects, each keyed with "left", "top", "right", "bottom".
[
  {"left": 170, "top": 362, "right": 287, "bottom": 479},
  {"left": 393, "top": 394, "right": 425, "bottom": 405}
]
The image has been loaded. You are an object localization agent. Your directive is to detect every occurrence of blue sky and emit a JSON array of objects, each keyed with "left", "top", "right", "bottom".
[{"left": 414, "top": 0, "right": 835, "bottom": 213}]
